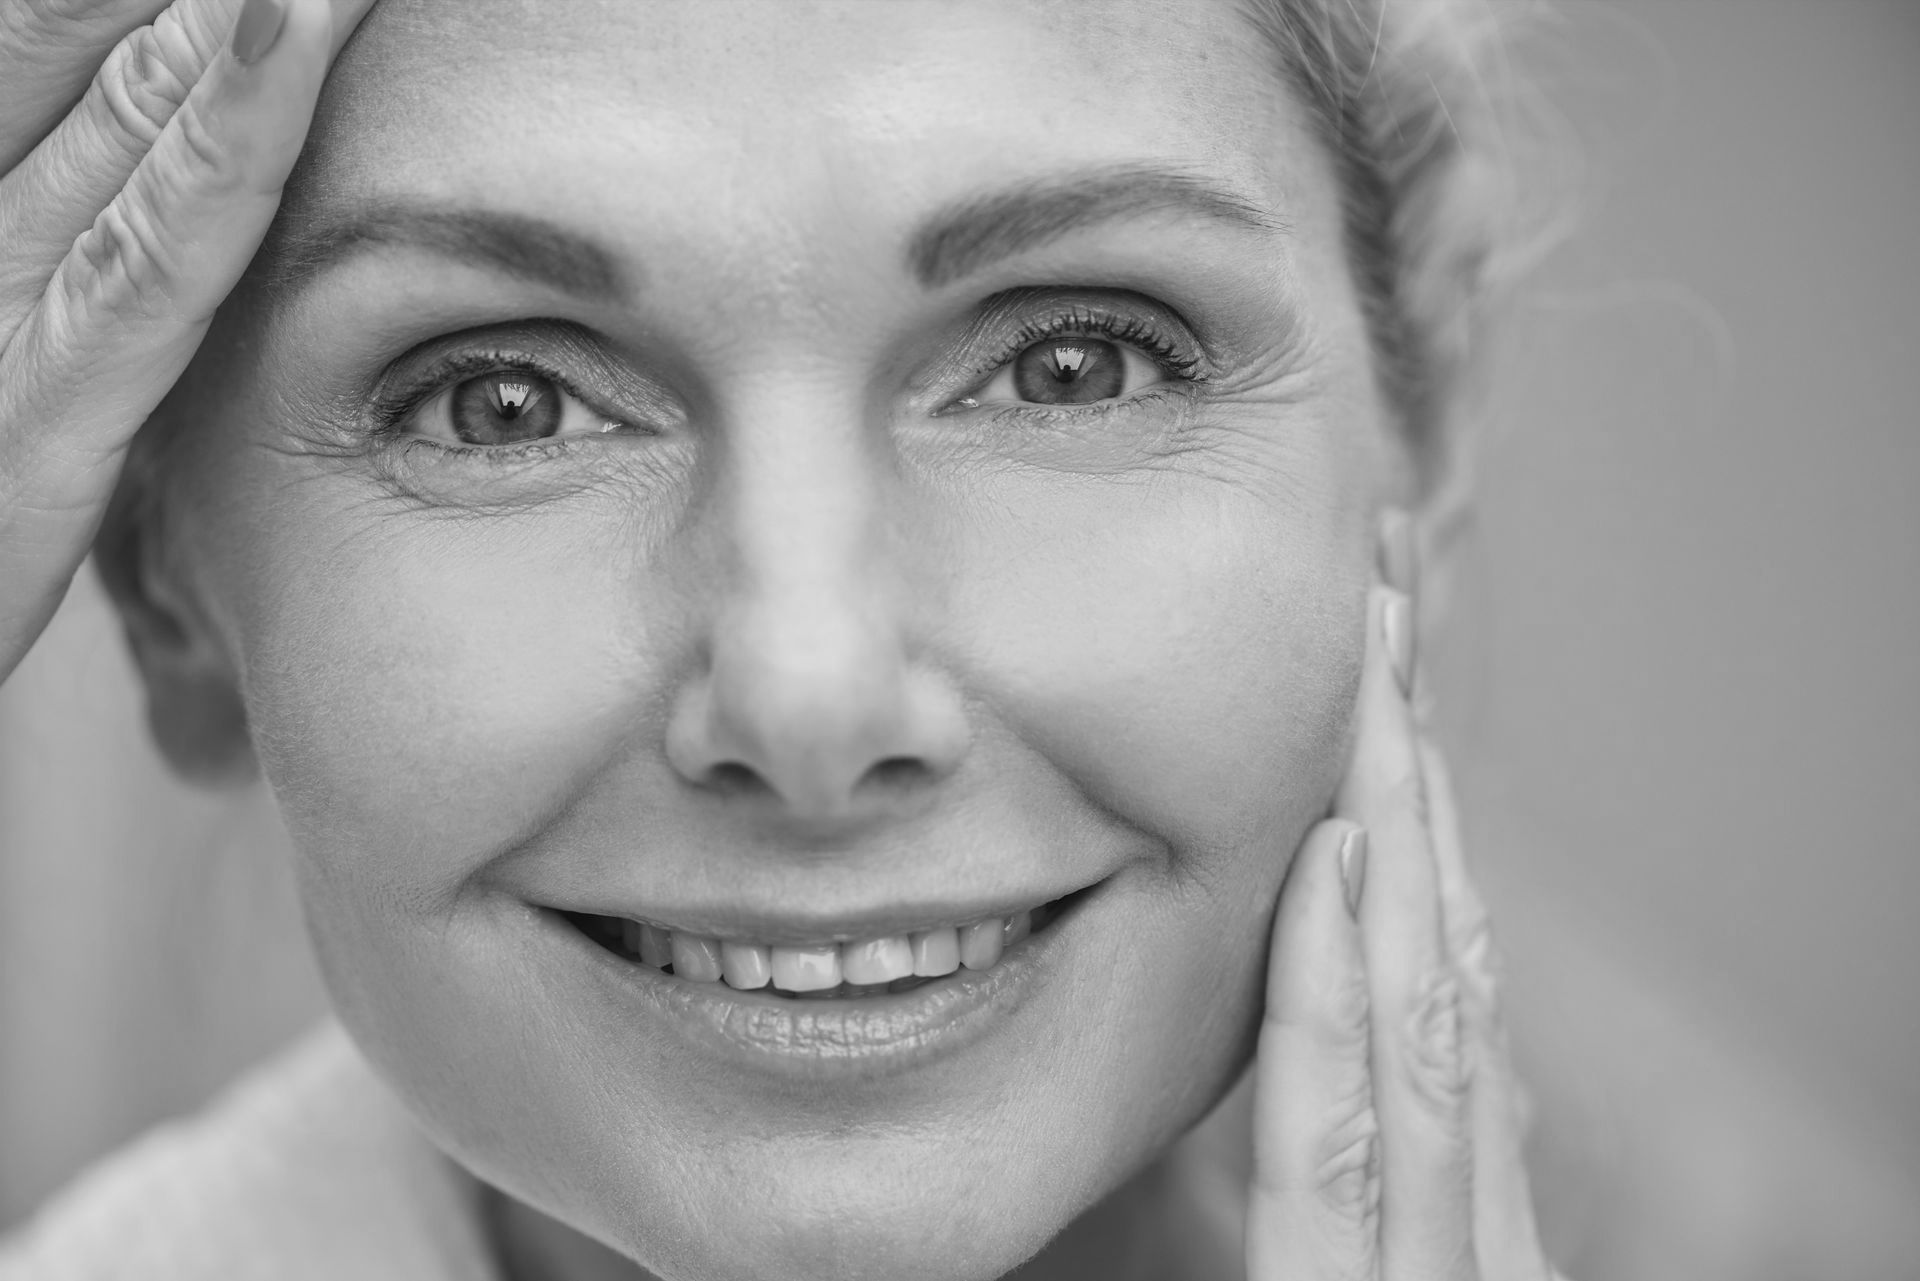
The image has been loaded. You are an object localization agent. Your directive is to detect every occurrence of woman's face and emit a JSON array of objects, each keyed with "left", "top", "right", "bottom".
[{"left": 157, "top": 0, "right": 1391, "bottom": 1275}]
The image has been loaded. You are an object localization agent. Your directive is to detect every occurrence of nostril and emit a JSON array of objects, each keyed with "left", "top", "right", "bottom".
[
  {"left": 861, "top": 756, "right": 932, "bottom": 792},
  {"left": 696, "top": 755, "right": 935, "bottom": 814},
  {"left": 705, "top": 760, "right": 771, "bottom": 797}
]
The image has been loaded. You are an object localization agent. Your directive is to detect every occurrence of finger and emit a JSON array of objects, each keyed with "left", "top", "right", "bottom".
[
  {"left": 0, "top": 0, "right": 374, "bottom": 328},
  {"left": 1419, "top": 738, "right": 1553, "bottom": 1280},
  {"left": 0, "top": 1, "right": 226, "bottom": 324},
  {"left": 0, "top": 0, "right": 174, "bottom": 170},
  {"left": 0, "top": 0, "right": 335, "bottom": 676},
  {"left": 1337, "top": 585, "right": 1476, "bottom": 1281},
  {"left": 1378, "top": 506, "right": 1419, "bottom": 600},
  {"left": 1246, "top": 818, "right": 1381, "bottom": 1280}
]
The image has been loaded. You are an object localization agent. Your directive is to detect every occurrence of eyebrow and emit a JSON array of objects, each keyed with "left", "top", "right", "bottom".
[
  {"left": 906, "top": 164, "right": 1286, "bottom": 289},
  {"left": 254, "top": 164, "right": 1279, "bottom": 302},
  {"left": 257, "top": 204, "right": 629, "bottom": 302}
]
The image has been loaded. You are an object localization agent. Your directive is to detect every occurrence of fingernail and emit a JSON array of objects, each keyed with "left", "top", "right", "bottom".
[
  {"left": 1376, "top": 508, "right": 1417, "bottom": 596},
  {"left": 230, "top": 0, "right": 289, "bottom": 66},
  {"left": 1382, "top": 589, "right": 1415, "bottom": 700},
  {"left": 1338, "top": 827, "right": 1368, "bottom": 920}
]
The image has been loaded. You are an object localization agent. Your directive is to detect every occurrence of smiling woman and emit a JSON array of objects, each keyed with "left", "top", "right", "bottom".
[{"left": 0, "top": 1, "right": 1540, "bottom": 1279}]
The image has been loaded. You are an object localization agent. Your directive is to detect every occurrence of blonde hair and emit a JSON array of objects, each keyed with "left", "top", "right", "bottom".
[{"left": 1242, "top": 0, "right": 1539, "bottom": 493}]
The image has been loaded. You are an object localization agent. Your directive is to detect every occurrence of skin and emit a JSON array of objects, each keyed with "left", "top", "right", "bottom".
[
  {"left": 146, "top": 2, "right": 1381, "bottom": 1276},
  {"left": 0, "top": 0, "right": 1561, "bottom": 1278}
]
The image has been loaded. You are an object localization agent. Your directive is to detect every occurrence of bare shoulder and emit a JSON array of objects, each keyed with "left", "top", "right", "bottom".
[{"left": 0, "top": 1024, "right": 499, "bottom": 1281}]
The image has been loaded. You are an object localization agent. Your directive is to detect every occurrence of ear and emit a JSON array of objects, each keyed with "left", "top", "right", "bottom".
[{"left": 94, "top": 451, "right": 258, "bottom": 788}]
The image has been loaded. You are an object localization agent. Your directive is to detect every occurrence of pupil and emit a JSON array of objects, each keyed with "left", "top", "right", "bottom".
[
  {"left": 450, "top": 373, "right": 562, "bottom": 445},
  {"left": 1012, "top": 338, "right": 1123, "bottom": 404}
]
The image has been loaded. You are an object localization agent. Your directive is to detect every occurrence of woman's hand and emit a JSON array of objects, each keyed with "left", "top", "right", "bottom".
[
  {"left": 0, "top": 0, "right": 371, "bottom": 683},
  {"left": 1246, "top": 518, "right": 1563, "bottom": 1280}
]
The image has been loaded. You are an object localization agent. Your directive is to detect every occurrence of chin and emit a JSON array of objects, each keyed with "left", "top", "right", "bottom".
[
  {"left": 604, "top": 1161, "right": 1073, "bottom": 1281},
  {"left": 320, "top": 880, "right": 1253, "bottom": 1281}
]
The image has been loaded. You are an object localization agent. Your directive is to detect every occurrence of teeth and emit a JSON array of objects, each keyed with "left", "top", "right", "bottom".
[
  {"left": 600, "top": 900, "right": 1064, "bottom": 994},
  {"left": 720, "top": 940, "right": 771, "bottom": 990},
  {"left": 910, "top": 927, "right": 960, "bottom": 977},
  {"left": 841, "top": 935, "right": 914, "bottom": 985},
  {"left": 770, "top": 944, "right": 841, "bottom": 992},
  {"left": 1003, "top": 910, "right": 1032, "bottom": 949},
  {"left": 637, "top": 922, "right": 673, "bottom": 970},
  {"left": 670, "top": 932, "right": 724, "bottom": 983},
  {"left": 958, "top": 919, "right": 1004, "bottom": 971}
]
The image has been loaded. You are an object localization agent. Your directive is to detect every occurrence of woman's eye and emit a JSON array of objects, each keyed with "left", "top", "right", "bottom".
[
  {"left": 404, "top": 370, "right": 625, "bottom": 446},
  {"left": 967, "top": 336, "right": 1169, "bottom": 408},
  {"left": 451, "top": 372, "right": 560, "bottom": 444}
]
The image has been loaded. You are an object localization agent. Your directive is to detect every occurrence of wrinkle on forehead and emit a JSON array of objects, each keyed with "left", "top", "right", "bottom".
[
  {"left": 245, "top": 0, "right": 1324, "bottom": 347},
  {"left": 286, "top": 0, "right": 1296, "bottom": 195}
]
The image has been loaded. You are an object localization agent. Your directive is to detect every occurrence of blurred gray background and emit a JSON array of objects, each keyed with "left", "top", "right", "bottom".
[{"left": 2, "top": 3, "right": 1916, "bottom": 1277}]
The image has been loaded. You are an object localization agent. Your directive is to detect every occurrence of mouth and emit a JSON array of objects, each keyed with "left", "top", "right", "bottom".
[
  {"left": 541, "top": 879, "right": 1107, "bottom": 1075},
  {"left": 559, "top": 890, "right": 1085, "bottom": 1000}
]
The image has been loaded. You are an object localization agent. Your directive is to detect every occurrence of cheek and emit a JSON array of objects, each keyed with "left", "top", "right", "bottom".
[
  {"left": 220, "top": 510, "right": 654, "bottom": 904},
  {"left": 931, "top": 414, "right": 1372, "bottom": 1173},
  {"left": 951, "top": 429, "right": 1370, "bottom": 866}
]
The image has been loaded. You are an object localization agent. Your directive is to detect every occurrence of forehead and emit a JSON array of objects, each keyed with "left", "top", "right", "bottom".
[{"left": 295, "top": 0, "right": 1312, "bottom": 256}]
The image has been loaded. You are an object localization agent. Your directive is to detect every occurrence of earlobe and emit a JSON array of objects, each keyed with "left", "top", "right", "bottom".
[
  {"left": 94, "top": 466, "right": 258, "bottom": 788},
  {"left": 137, "top": 639, "right": 258, "bottom": 788}
]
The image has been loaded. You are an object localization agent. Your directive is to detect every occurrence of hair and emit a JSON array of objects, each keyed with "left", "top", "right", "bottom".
[{"left": 1243, "top": 0, "right": 1540, "bottom": 498}]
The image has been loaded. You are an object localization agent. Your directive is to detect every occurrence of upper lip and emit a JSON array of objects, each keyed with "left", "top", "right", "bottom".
[{"left": 547, "top": 882, "right": 1094, "bottom": 946}]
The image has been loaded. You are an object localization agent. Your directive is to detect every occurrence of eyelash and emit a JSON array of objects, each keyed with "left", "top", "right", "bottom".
[
  {"left": 942, "top": 303, "right": 1204, "bottom": 422},
  {"left": 368, "top": 350, "right": 630, "bottom": 466},
  {"left": 993, "top": 306, "right": 1201, "bottom": 380},
  {"left": 365, "top": 302, "right": 1200, "bottom": 471}
]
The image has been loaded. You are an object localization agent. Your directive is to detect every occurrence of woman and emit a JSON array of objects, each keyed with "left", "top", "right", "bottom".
[{"left": 0, "top": 0, "right": 1556, "bottom": 1277}]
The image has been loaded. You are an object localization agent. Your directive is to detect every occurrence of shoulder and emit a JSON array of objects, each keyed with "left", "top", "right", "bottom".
[{"left": 0, "top": 1023, "right": 501, "bottom": 1281}]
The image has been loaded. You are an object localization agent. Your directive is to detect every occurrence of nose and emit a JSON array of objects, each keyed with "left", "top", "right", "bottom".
[
  {"left": 667, "top": 599, "right": 969, "bottom": 824},
  {"left": 664, "top": 420, "right": 968, "bottom": 828}
]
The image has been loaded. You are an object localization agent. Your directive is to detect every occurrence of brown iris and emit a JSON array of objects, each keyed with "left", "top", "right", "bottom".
[
  {"left": 449, "top": 372, "right": 562, "bottom": 445},
  {"left": 1011, "top": 338, "right": 1124, "bottom": 405}
]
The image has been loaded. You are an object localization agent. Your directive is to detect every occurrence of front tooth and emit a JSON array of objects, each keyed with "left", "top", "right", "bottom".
[
  {"left": 620, "top": 919, "right": 642, "bottom": 956},
  {"left": 721, "top": 940, "right": 772, "bottom": 989},
  {"left": 910, "top": 927, "right": 960, "bottom": 977},
  {"left": 1003, "top": 910, "right": 1032, "bottom": 949},
  {"left": 841, "top": 936, "right": 913, "bottom": 985},
  {"left": 670, "top": 932, "right": 724, "bottom": 982},
  {"left": 638, "top": 923, "right": 673, "bottom": 970},
  {"left": 771, "top": 944, "right": 841, "bottom": 992},
  {"left": 959, "top": 919, "right": 1004, "bottom": 970}
]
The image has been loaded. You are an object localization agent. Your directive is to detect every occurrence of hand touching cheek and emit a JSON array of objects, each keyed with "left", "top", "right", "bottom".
[{"left": 1247, "top": 515, "right": 1562, "bottom": 1281}]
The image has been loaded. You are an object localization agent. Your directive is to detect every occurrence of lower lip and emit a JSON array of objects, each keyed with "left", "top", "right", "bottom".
[{"left": 537, "top": 888, "right": 1097, "bottom": 1079}]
